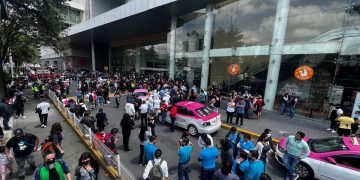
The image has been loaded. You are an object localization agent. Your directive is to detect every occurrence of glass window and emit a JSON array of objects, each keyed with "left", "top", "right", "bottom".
[
  {"left": 196, "top": 106, "right": 213, "bottom": 117},
  {"left": 210, "top": 56, "right": 269, "bottom": 96},
  {"left": 186, "top": 109, "right": 195, "bottom": 117},
  {"left": 333, "top": 155, "right": 360, "bottom": 169},
  {"left": 213, "top": 0, "right": 277, "bottom": 48},
  {"left": 177, "top": 106, "right": 188, "bottom": 115},
  {"left": 310, "top": 137, "right": 348, "bottom": 153},
  {"left": 285, "top": 0, "right": 346, "bottom": 44}
]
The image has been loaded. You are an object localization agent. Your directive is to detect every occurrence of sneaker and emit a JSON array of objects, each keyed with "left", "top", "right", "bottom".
[
  {"left": 331, "top": 130, "right": 336, "bottom": 133},
  {"left": 139, "top": 163, "right": 143, "bottom": 167},
  {"left": 293, "top": 174, "right": 300, "bottom": 180},
  {"left": 41, "top": 124, "right": 45, "bottom": 128},
  {"left": 326, "top": 128, "right": 332, "bottom": 131},
  {"left": 22, "top": 115, "right": 26, "bottom": 118},
  {"left": 44, "top": 125, "right": 47, "bottom": 128}
]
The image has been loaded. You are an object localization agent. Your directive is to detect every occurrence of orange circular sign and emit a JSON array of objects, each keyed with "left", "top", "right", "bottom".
[
  {"left": 294, "top": 66, "right": 314, "bottom": 81},
  {"left": 228, "top": 64, "right": 239, "bottom": 76}
]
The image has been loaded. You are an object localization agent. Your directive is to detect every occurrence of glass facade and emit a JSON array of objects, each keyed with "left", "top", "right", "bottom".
[
  {"left": 108, "top": 0, "right": 360, "bottom": 120},
  {"left": 62, "top": 8, "right": 81, "bottom": 27}
]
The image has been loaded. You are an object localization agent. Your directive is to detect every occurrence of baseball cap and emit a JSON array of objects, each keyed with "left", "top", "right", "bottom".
[{"left": 13, "top": 128, "right": 24, "bottom": 136}]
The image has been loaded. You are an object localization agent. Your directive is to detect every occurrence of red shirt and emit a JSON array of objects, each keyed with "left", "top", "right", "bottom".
[
  {"left": 170, "top": 106, "right": 177, "bottom": 118},
  {"left": 160, "top": 103, "right": 168, "bottom": 112}
]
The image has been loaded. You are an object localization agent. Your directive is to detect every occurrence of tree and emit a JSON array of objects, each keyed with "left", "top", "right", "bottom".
[
  {"left": 0, "top": 0, "right": 68, "bottom": 98},
  {"left": 213, "top": 23, "right": 244, "bottom": 49}
]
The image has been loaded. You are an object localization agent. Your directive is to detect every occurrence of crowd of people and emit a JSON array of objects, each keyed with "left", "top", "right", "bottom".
[{"left": 0, "top": 70, "right": 359, "bottom": 180}]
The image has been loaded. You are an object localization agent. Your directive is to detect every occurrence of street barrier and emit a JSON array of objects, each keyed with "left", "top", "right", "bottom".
[{"left": 47, "top": 90, "right": 136, "bottom": 180}]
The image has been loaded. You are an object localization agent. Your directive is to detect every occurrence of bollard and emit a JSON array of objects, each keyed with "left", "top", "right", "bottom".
[{"left": 89, "top": 127, "right": 92, "bottom": 144}]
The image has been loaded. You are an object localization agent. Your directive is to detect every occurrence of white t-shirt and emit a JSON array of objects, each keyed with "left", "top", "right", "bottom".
[
  {"left": 140, "top": 104, "right": 149, "bottom": 114},
  {"left": 143, "top": 158, "right": 169, "bottom": 180},
  {"left": 36, "top": 102, "right": 50, "bottom": 114},
  {"left": 154, "top": 99, "right": 161, "bottom": 109},
  {"left": 125, "top": 103, "right": 135, "bottom": 116}
]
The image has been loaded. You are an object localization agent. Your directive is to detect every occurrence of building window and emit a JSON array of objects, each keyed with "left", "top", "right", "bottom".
[{"left": 62, "top": 8, "right": 81, "bottom": 26}]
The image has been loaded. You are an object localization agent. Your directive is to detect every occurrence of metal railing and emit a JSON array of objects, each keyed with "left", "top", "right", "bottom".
[{"left": 47, "top": 90, "right": 136, "bottom": 180}]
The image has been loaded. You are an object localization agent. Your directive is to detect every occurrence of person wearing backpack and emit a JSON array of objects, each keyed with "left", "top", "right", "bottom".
[
  {"left": 104, "top": 128, "right": 119, "bottom": 154},
  {"left": 49, "top": 123, "right": 65, "bottom": 159},
  {"left": 143, "top": 149, "right": 169, "bottom": 180},
  {"left": 33, "top": 152, "right": 71, "bottom": 180}
]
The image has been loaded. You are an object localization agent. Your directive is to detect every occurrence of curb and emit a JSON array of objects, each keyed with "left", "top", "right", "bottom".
[
  {"left": 48, "top": 95, "right": 119, "bottom": 180},
  {"left": 221, "top": 124, "right": 280, "bottom": 144}
]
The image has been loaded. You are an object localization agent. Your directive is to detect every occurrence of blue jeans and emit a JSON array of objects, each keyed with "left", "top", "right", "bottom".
[
  {"left": 284, "top": 153, "right": 300, "bottom": 176},
  {"left": 200, "top": 167, "right": 215, "bottom": 180},
  {"left": 2, "top": 114, "right": 11, "bottom": 129},
  {"left": 280, "top": 102, "right": 287, "bottom": 114},
  {"left": 97, "top": 96, "right": 105, "bottom": 105},
  {"left": 288, "top": 106, "right": 296, "bottom": 117},
  {"left": 260, "top": 157, "right": 267, "bottom": 171},
  {"left": 160, "top": 111, "right": 167, "bottom": 122},
  {"left": 140, "top": 113, "right": 147, "bottom": 127},
  {"left": 178, "top": 163, "right": 190, "bottom": 180}
]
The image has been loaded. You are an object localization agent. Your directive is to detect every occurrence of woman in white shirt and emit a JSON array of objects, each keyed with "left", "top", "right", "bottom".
[
  {"left": 226, "top": 99, "right": 236, "bottom": 124},
  {"left": 254, "top": 137, "right": 272, "bottom": 171}
]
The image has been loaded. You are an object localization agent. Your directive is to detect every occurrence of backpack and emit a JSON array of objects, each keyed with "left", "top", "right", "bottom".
[
  {"left": 104, "top": 133, "right": 113, "bottom": 146},
  {"left": 88, "top": 94, "right": 93, "bottom": 102},
  {"left": 69, "top": 102, "right": 76, "bottom": 111},
  {"left": 149, "top": 160, "right": 163, "bottom": 180},
  {"left": 41, "top": 136, "right": 55, "bottom": 154}
]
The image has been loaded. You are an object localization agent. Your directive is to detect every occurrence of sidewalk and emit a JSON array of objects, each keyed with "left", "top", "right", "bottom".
[
  {"left": 217, "top": 107, "right": 333, "bottom": 140},
  {"left": 2, "top": 91, "right": 107, "bottom": 179}
]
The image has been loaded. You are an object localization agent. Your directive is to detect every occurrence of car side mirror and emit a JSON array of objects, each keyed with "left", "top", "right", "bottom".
[{"left": 326, "top": 157, "right": 336, "bottom": 165}]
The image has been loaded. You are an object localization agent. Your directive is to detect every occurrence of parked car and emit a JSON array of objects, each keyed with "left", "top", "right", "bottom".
[
  {"left": 165, "top": 101, "right": 221, "bottom": 136},
  {"left": 133, "top": 88, "right": 149, "bottom": 101},
  {"left": 275, "top": 136, "right": 360, "bottom": 179}
]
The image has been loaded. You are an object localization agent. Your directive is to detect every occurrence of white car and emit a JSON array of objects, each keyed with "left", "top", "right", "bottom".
[{"left": 165, "top": 101, "right": 221, "bottom": 136}]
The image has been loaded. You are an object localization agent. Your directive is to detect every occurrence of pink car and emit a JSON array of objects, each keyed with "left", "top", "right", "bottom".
[
  {"left": 165, "top": 101, "right": 221, "bottom": 136},
  {"left": 133, "top": 89, "right": 149, "bottom": 102},
  {"left": 275, "top": 136, "right": 360, "bottom": 179}
]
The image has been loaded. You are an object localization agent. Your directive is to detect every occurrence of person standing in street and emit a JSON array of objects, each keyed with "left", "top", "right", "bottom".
[
  {"left": 178, "top": 137, "right": 192, "bottom": 180},
  {"left": 232, "top": 151, "right": 249, "bottom": 179},
  {"left": 120, "top": 113, "right": 135, "bottom": 151},
  {"left": 327, "top": 106, "right": 340, "bottom": 133},
  {"left": 5, "top": 128, "right": 39, "bottom": 180},
  {"left": 139, "top": 100, "right": 149, "bottom": 127},
  {"left": 212, "top": 160, "right": 239, "bottom": 180},
  {"left": 95, "top": 108, "right": 108, "bottom": 131},
  {"left": 254, "top": 137, "right": 272, "bottom": 171},
  {"left": 279, "top": 93, "right": 289, "bottom": 115},
  {"left": 282, "top": 131, "right": 310, "bottom": 180},
  {"left": 33, "top": 152, "right": 71, "bottom": 180},
  {"left": 0, "top": 99, "right": 12, "bottom": 130},
  {"left": 287, "top": 93, "right": 298, "bottom": 118},
  {"left": 226, "top": 99, "right": 236, "bottom": 124},
  {"left": 244, "top": 150, "right": 264, "bottom": 180},
  {"left": 144, "top": 135, "right": 158, "bottom": 165},
  {"left": 13, "top": 94, "right": 26, "bottom": 119},
  {"left": 198, "top": 137, "right": 218, "bottom": 180},
  {"left": 226, "top": 127, "right": 241, "bottom": 159},
  {"left": 235, "top": 97, "right": 245, "bottom": 126},
  {"left": 169, "top": 105, "right": 177, "bottom": 132},
  {"left": 143, "top": 149, "right": 169, "bottom": 180},
  {"left": 336, "top": 113, "right": 354, "bottom": 137},
  {"left": 138, "top": 126, "right": 152, "bottom": 166},
  {"left": 49, "top": 123, "right": 65, "bottom": 160},
  {"left": 36, "top": 98, "right": 51, "bottom": 128},
  {"left": 125, "top": 102, "right": 136, "bottom": 121},
  {"left": 74, "top": 152, "right": 99, "bottom": 180},
  {"left": 159, "top": 100, "right": 168, "bottom": 123},
  {"left": 80, "top": 111, "right": 97, "bottom": 133}
]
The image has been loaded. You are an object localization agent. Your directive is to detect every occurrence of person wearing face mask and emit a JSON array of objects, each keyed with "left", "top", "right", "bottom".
[
  {"left": 257, "top": 129, "right": 276, "bottom": 152},
  {"left": 74, "top": 152, "right": 99, "bottom": 180},
  {"left": 5, "top": 128, "right": 39, "bottom": 180},
  {"left": 34, "top": 152, "right": 71, "bottom": 180}
]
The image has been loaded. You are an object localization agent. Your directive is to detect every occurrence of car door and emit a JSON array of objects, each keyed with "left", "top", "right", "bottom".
[
  {"left": 318, "top": 154, "right": 360, "bottom": 180},
  {"left": 175, "top": 106, "right": 188, "bottom": 128}
]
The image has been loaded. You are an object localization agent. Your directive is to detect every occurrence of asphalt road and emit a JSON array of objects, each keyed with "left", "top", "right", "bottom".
[{"left": 81, "top": 94, "right": 287, "bottom": 180}]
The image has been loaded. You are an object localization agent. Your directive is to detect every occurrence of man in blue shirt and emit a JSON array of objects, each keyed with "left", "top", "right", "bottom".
[
  {"left": 178, "top": 137, "right": 193, "bottom": 180},
  {"left": 226, "top": 127, "right": 241, "bottom": 159},
  {"left": 198, "top": 137, "right": 218, "bottom": 180},
  {"left": 144, "top": 135, "right": 157, "bottom": 164},
  {"left": 237, "top": 134, "right": 254, "bottom": 155},
  {"left": 232, "top": 151, "right": 249, "bottom": 179},
  {"left": 283, "top": 131, "right": 310, "bottom": 180},
  {"left": 245, "top": 150, "right": 264, "bottom": 180}
]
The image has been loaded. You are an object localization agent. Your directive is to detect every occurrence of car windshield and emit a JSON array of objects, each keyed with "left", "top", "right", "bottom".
[
  {"left": 310, "top": 137, "right": 348, "bottom": 153},
  {"left": 196, "top": 106, "right": 213, "bottom": 117},
  {"left": 135, "top": 92, "right": 147, "bottom": 96}
]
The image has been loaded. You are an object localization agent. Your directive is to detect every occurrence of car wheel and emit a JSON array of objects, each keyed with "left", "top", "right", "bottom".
[
  {"left": 296, "top": 162, "right": 314, "bottom": 179},
  {"left": 188, "top": 125, "right": 198, "bottom": 136}
]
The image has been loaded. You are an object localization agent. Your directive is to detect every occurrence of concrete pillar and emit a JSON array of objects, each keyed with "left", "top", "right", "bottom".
[
  {"left": 135, "top": 45, "right": 141, "bottom": 73},
  {"left": 264, "top": 0, "right": 290, "bottom": 110},
  {"left": 200, "top": 4, "right": 214, "bottom": 90},
  {"left": 169, "top": 17, "right": 177, "bottom": 80},
  {"left": 91, "top": 31, "right": 96, "bottom": 71}
]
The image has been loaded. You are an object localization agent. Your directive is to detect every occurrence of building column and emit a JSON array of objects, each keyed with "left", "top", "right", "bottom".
[
  {"left": 135, "top": 45, "right": 141, "bottom": 73},
  {"left": 169, "top": 17, "right": 177, "bottom": 80},
  {"left": 264, "top": 0, "right": 290, "bottom": 110},
  {"left": 91, "top": 31, "right": 96, "bottom": 71},
  {"left": 200, "top": 4, "right": 214, "bottom": 90},
  {"left": 108, "top": 47, "right": 112, "bottom": 72}
]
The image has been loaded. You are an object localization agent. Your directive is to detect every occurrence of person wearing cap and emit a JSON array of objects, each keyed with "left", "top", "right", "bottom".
[
  {"left": 36, "top": 98, "right": 51, "bottom": 128},
  {"left": 34, "top": 152, "right": 71, "bottom": 180},
  {"left": 5, "top": 128, "right": 39, "bottom": 180}
]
